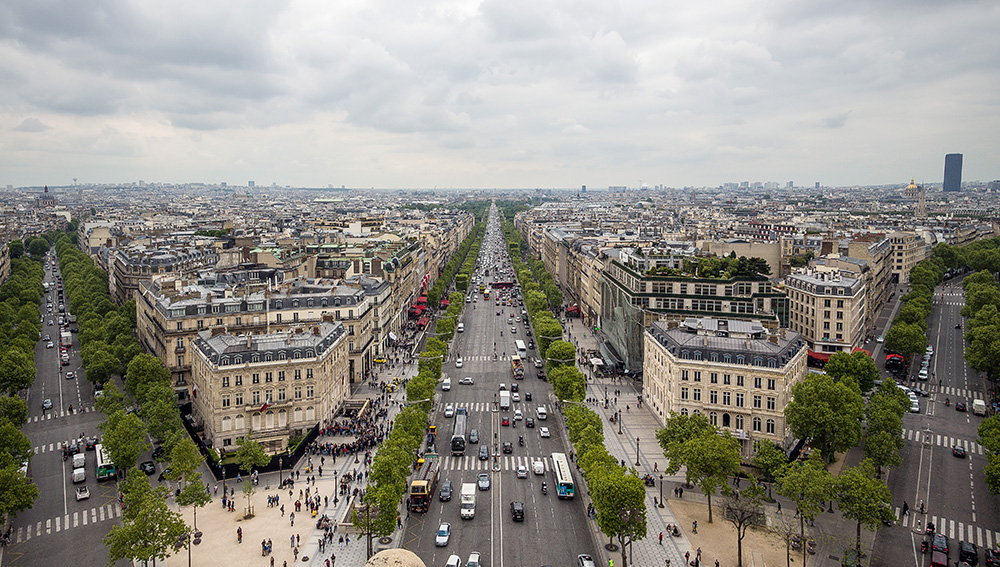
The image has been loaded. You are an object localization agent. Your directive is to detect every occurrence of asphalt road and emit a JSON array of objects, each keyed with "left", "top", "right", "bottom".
[
  {"left": 871, "top": 279, "right": 1000, "bottom": 567},
  {"left": 2, "top": 255, "right": 129, "bottom": 567},
  {"left": 403, "top": 212, "right": 598, "bottom": 567}
]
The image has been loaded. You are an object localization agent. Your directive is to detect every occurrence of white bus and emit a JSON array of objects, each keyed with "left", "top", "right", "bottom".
[
  {"left": 96, "top": 444, "right": 115, "bottom": 481},
  {"left": 514, "top": 340, "right": 527, "bottom": 358},
  {"left": 551, "top": 452, "right": 575, "bottom": 499}
]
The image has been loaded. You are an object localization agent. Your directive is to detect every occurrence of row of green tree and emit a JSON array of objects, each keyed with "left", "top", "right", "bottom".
[
  {"left": 425, "top": 223, "right": 484, "bottom": 309},
  {"left": 500, "top": 218, "right": 563, "bottom": 310},
  {"left": 437, "top": 223, "right": 485, "bottom": 340},
  {"left": 54, "top": 238, "right": 142, "bottom": 385}
]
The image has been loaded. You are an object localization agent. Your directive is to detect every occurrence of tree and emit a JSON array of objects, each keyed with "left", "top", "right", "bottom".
[
  {"left": 549, "top": 365, "right": 586, "bottom": 402},
  {"left": 775, "top": 452, "right": 833, "bottom": 567},
  {"left": 961, "top": 284, "right": 1000, "bottom": 319},
  {"left": 590, "top": 470, "right": 647, "bottom": 567},
  {"left": 28, "top": 238, "right": 49, "bottom": 257},
  {"left": 7, "top": 240, "right": 23, "bottom": 259},
  {"left": 95, "top": 380, "right": 128, "bottom": 416},
  {"left": 824, "top": 351, "right": 879, "bottom": 393},
  {"left": 105, "top": 469, "right": 188, "bottom": 566},
  {"left": 723, "top": 481, "right": 767, "bottom": 567},
  {"left": 979, "top": 415, "right": 1000, "bottom": 494},
  {"left": 544, "top": 340, "right": 576, "bottom": 370},
  {"left": 0, "top": 452, "right": 40, "bottom": 515},
  {"left": 171, "top": 438, "right": 211, "bottom": 530},
  {"left": 99, "top": 410, "right": 150, "bottom": 474},
  {"left": 0, "top": 396, "right": 29, "bottom": 427},
  {"left": 234, "top": 437, "right": 271, "bottom": 516},
  {"left": 0, "top": 420, "right": 33, "bottom": 465},
  {"left": 352, "top": 484, "right": 398, "bottom": 560},
  {"left": 784, "top": 373, "right": 864, "bottom": 462},
  {"left": 125, "top": 353, "right": 171, "bottom": 402},
  {"left": 884, "top": 322, "right": 928, "bottom": 356},
  {"left": 657, "top": 412, "right": 714, "bottom": 474},
  {"left": 682, "top": 431, "right": 742, "bottom": 523},
  {"left": 751, "top": 440, "right": 788, "bottom": 499},
  {"left": 85, "top": 348, "right": 123, "bottom": 385},
  {"left": 0, "top": 350, "right": 36, "bottom": 394},
  {"left": 834, "top": 459, "right": 894, "bottom": 560}
]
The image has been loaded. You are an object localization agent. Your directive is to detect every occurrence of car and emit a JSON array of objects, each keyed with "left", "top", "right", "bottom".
[
  {"left": 46, "top": 341, "right": 54, "bottom": 348},
  {"left": 43, "top": 334, "right": 49, "bottom": 341},
  {"left": 510, "top": 327, "right": 517, "bottom": 334},
  {"left": 513, "top": 409, "right": 523, "bottom": 421},
  {"left": 61, "top": 357, "right": 70, "bottom": 366},
  {"left": 502, "top": 442, "right": 513, "bottom": 454},
  {"left": 525, "top": 392, "right": 532, "bottom": 401},
  {"left": 446, "top": 555, "right": 462, "bottom": 567},
  {"left": 985, "top": 548, "right": 1000, "bottom": 567},
  {"left": 516, "top": 465, "right": 528, "bottom": 479},
  {"left": 512, "top": 392, "right": 520, "bottom": 402},
  {"left": 467, "top": 551, "right": 481, "bottom": 567},
  {"left": 48, "top": 320, "right": 53, "bottom": 326},
  {"left": 912, "top": 387, "right": 930, "bottom": 397},
  {"left": 932, "top": 533, "right": 949, "bottom": 554},
  {"left": 578, "top": 555, "right": 596, "bottom": 567},
  {"left": 960, "top": 541, "right": 979, "bottom": 565},
  {"left": 459, "top": 377, "right": 474, "bottom": 385},
  {"left": 910, "top": 400, "right": 920, "bottom": 413},
  {"left": 157, "top": 467, "right": 173, "bottom": 482},
  {"left": 501, "top": 416, "right": 510, "bottom": 426},
  {"left": 953, "top": 445, "right": 967, "bottom": 458},
  {"left": 42, "top": 398, "right": 53, "bottom": 410},
  {"left": 85, "top": 437, "right": 98, "bottom": 450},
  {"left": 139, "top": 461, "right": 156, "bottom": 475},
  {"left": 151, "top": 446, "right": 166, "bottom": 460},
  {"left": 510, "top": 500, "right": 525, "bottom": 521},
  {"left": 373, "top": 358, "right": 387, "bottom": 364},
  {"left": 499, "top": 383, "right": 507, "bottom": 391},
  {"left": 479, "top": 445, "right": 489, "bottom": 461},
  {"left": 926, "top": 346, "right": 934, "bottom": 356},
  {"left": 75, "top": 486, "right": 90, "bottom": 501},
  {"left": 876, "top": 335, "right": 884, "bottom": 343},
  {"left": 444, "top": 404, "right": 455, "bottom": 418},
  {"left": 477, "top": 473, "right": 491, "bottom": 490},
  {"left": 65, "top": 371, "right": 75, "bottom": 380},
  {"left": 510, "top": 383, "right": 519, "bottom": 392},
  {"left": 534, "top": 358, "right": 543, "bottom": 368},
  {"left": 539, "top": 427, "right": 550, "bottom": 438},
  {"left": 525, "top": 417, "right": 535, "bottom": 428},
  {"left": 455, "top": 357, "right": 463, "bottom": 368},
  {"left": 496, "top": 310, "right": 501, "bottom": 316},
  {"left": 440, "top": 480, "right": 453, "bottom": 501},
  {"left": 918, "top": 368, "right": 928, "bottom": 380},
  {"left": 469, "top": 429, "right": 480, "bottom": 444},
  {"left": 956, "top": 401, "right": 968, "bottom": 412},
  {"left": 435, "top": 522, "right": 452, "bottom": 547}
]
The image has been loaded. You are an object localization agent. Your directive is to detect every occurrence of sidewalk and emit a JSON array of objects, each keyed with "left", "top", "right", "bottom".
[{"left": 163, "top": 361, "right": 419, "bottom": 567}]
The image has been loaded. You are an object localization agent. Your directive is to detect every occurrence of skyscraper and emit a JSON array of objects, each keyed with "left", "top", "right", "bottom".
[{"left": 943, "top": 153, "right": 963, "bottom": 192}]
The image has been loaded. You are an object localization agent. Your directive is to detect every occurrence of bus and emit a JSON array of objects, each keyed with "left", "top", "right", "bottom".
[
  {"left": 551, "top": 453, "right": 575, "bottom": 499},
  {"left": 96, "top": 444, "right": 115, "bottom": 481},
  {"left": 514, "top": 340, "right": 527, "bottom": 359},
  {"left": 451, "top": 413, "right": 467, "bottom": 456}
]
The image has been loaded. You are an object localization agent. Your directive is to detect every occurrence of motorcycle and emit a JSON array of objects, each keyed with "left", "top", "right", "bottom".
[
  {"left": 541, "top": 482, "right": 547, "bottom": 495},
  {"left": 519, "top": 436, "right": 524, "bottom": 446},
  {"left": 945, "top": 399, "right": 950, "bottom": 407}
]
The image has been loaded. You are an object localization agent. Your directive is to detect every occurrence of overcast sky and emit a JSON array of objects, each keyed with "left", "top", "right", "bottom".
[{"left": 2, "top": 0, "right": 998, "bottom": 189}]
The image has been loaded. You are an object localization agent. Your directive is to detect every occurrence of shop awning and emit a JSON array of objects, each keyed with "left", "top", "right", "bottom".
[
  {"left": 417, "top": 296, "right": 427, "bottom": 304},
  {"left": 417, "top": 316, "right": 430, "bottom": 327},
  {"left": 807, "top": 350, "right": 832, "bottom": 362},
  {"left": 852, "top": 347, "right": 872, "bottom": 358},
  {"left": 389, "top": 332, "right": 398, "bottom": 341},
  {"left": 590, "top": 358, "right": 604, "bottom": 366}
]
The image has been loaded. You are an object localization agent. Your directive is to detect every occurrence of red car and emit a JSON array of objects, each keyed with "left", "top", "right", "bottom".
[{"left": 501, "top": 416, "right": 510, "bottom": 426}]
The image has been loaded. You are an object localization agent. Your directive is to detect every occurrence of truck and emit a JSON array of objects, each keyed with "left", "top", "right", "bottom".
[
  {"left": 409, "top": 453, "right": 440, "bottom": 513},
  {"left": 460, "top": 482, "right": 476, "bottom": 519},
  {"left": 61, "top": 331, "right": 72, "bottom": 348},
  {"left": 511, "top": 355, "right": 524, "bottom": 379},
  {"left": 499, "top": 391, "right": 511, "bottom": 411},
  {"left": 973, "top": 399, "right": 987, "bottom": 416}
]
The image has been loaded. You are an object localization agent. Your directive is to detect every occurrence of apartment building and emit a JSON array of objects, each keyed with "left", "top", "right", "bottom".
[
  {"left": 888, "top": 231, "right": 927, "bottom": 284},
  {"left": 643, "top": 318, "right": 807, "bottom": 459},
  {"left": 189, "top": 321, "right": 349, "bottom": 455},
  {"left": 784, "top": 269, "right": 866, "bottom": 362},
  {"left": 0, "top": 242, "right": 10, "bottom": 287},
  {"left": 105, "top": 244, "right": 220, "bottom": 304},
  {"left": 137, "top": 275, "right": 374, "bottom": 398}
]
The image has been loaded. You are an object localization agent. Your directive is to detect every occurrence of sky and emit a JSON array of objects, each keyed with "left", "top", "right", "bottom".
[{"left": 2, "top": 0, "right": 998, "bottom": 189}]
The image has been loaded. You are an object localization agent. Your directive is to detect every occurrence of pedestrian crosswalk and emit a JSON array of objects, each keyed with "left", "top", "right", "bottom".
[
  {"left": 902, "top": 428, "right": 984, "bottom": 455},
  {"left": 14, "top": 503, "right": 122, "bottom": 543},
  {"left": 895, "top": 511, "right": 1000, "bottom": 549},
  {"left": 932, "top": 386, "right": 979, "bottom": 399},
  {"left": 438, "top": 454, "right": 552, "bottom": 472},
  {"left": 29, "top": 406, "right": 96, "bottom": 423},
  {"left": 447, "top": 402, "right": 550, "bottom": 413}
]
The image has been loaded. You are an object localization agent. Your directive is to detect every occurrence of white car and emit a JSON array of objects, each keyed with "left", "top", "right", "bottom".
[
  {"left": 435, "top": 522, "right": 452, "bottom": 546},
  {"left": 512, "top": 392, "right": 520, "bottom": 402},
  {"left": 513, "top": 409, "right": 523, "bottom": 421},
  {"left": 918, "top": 368, "right": 928, "bottom": 381},
  {"left": 455, "top": 357, "right": 463, "bottom": 368},
  {"left": 926, "top": 346, "right": 934, "bottom": 355},
  {"left": 459, "top": 377, "right": 474, "bottom": 385},
  {"left": 444, "top": 404, "right": 455, "bottom": 418},
  {"left": 516, "top": 465, "right": 528, "bottom": 479},
  {"left": 539, "top": 427, "right": 550, "bottom": 438},
  {"left": 446, "top": 555, "right": 462, "bottom": 567},
  {"left": 467, "top": 552, "right": 481, "bottom": 567}
]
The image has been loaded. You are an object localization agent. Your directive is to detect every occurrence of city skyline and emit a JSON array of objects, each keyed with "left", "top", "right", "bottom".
[{"left": 2, "top": 0, "right": 998, "bottom": 189}]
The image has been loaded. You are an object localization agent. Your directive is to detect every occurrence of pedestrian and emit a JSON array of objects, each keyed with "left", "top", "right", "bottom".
[
  {"left": 290, "top": 512, "right": 295, "bottom": 526},
  {"left": 685, "top": 552, "right": 690, "bottom": 564},
  {"left": 654, "top": 462, "right": 658, "bottom": 472},
  {"left": 297, "top": 534, "right": 300, "bottom": 546},
  {"left": 777, "top": 501, "right": 781, "bottom": 514},
  {"left": 237, "top": 527, "right": 242, "bottom": 543},
  {"left": 214, "top": 484, "right": 218, "bottom": 495},
  {"left": 281, "top": 504, "right": 285, "bottom": 516},
  {"left": 919, "top": 500, "right": 925, "bottom": 514},
  {"left": 692, "top": 520, "right": 697, "bottom": 533},
  {"left": 715, "top": 561, "right": 719, "bottom": 567},
  {"left": 291, "top": 534, "right": 296, "bottom": 548},
  {"left": 697, "top": 547, "right": 702, "bottom": 560},
  {"left": 271, "top": 558, "right": 274, "bottom": 567},
  {"left": 339, "top": 535, "right": 344, "bottom": 550},
  {"left": 659, "top": 531, "right": 663, "bottom": 545},
  {"left": 902, "top": 501, "right": 909, "bottom": 517}
]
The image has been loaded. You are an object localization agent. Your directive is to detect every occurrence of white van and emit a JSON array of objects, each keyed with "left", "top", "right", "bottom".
[
  {"left": 536, "top": 406, "right": 547, "bottom": 420},
  {"left": 973, "top": 399, "right": 987, "bottom": 416},
  {"left": 442, "top": 377, "right": 452, "bottom": 391},
  {"left": 72, "top": 453, "right": 86, "bottom": 469},
  {"left": 72, "top": 467, "right": 86, "bottom": 483},
  {"left": 532, "top": 460, "right": 545, "bottom": 475},
  {"left": 457, "top": 323, "right": 465, "bottom": 333}
]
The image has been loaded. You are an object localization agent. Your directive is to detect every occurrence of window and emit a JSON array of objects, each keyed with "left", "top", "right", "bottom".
[
  {"left": 681, "top": 370, "right": 689, "bottom": 381},
  {"left": 235, "top": 375, "right": 243, "bottom": 386},
  {"left": 278, "top": 388, "right": 286, "bottom": 402},
  {"left": 694, "top": 371, "right": 701, "bottom": 382},
  {"left": 681, "top": 387, "right": 689, "bottom": 400},
  {"left": 824, "top": 299, "right": 831, "bottom": 307},
  {"left": 176, "top": 322, "right": 183, "bottom": 331},
  {"left": 766, "top": 419, "right": 776, "bottom": 434},
  {"left": 736, "top": 375, "right": 744, "bottom": 386},
  {"left": 222, "top": 395, "right": 231, "bottom": 408},
  {"left": 252, "top": 391, "right": 261, "bottom": 404},
  {"left": 723, "top": 374, "right": 731, "bottom": 385},
  {"left": 216, "top": 318, "right": 223, "bottom": 326},
  {"left": 735, "top": 393, "right": 744, "bottom": 407},
  {"left": 767, "top": 397, "right": 776, "bottom": 411},
  {"left": 722, "top": 392, "right": 731, "bottom": 406},
  {"left": 767, "top": 378, "right": 776, "bottom": 390},
  {"left": 176, "top": 356, "right": 184, "bottom": 367},
  {"left": 278, "top": 371, "right": 285, "bottom": 382},
  {"left": 710, "top": 373, "right": 718, "bottom": 384},
  {"left": 306, "top": 385, "right": 314, "bottom": 398},
  {"left": 709, "top": 412, "right": 718, "bottom": 426},
  {"left": 753, "top": 395, "right": 762, "bottom": 409},
  {"left": 265, "top": 389, "right": 273, "bottom": 403},
  {"left": 753, "top": 417, "right": 762, "bottom": 432},
  {"left": 222, "top": 376, "right": 230, "bottom": 388},
  {"left": 735, "top": 415, "right": 744, "bottom": 430},
  {"left": 295, "top": 369, "right": 301, "bottom": 380},
  {"left": 710, "top": 391, "right": 718, "bottom": 404},
  {"left": 235, "top": 317, "right": 242, "bottom": 325},
  {"left": 837, "top": 300, "right": 844, "bottom": 308},
  {"left": 754, "top": 377, "right": 762, "bottom": 389},
  {"left": 235, "top": 392, "right": 243, "bottom": 406},
  {"left": 294, "top": 386, "right": 302, "bottom": 399},
  {"left": 693, "top": 389, "right": 701, "bottom": 402},
  {"left": 680, "top": 408, "right": 689, "bottom": 416},
  {"left": 265, "top": 372, "right": 273, "bottom": 383},
  {"left": 306, "top": 369, "right": 313, "bottom": 379},
  {"left": 177, "top": 337, "right": 184, "bottom": 347}
]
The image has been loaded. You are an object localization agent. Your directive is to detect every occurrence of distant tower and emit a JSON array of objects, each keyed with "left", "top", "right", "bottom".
[
  {"left": 904, "top": 178, "right": 920, "bottom": 200},
  {"left": 943, "top": 153, "right": 963, "bottom": 192},
  {"left": 581, "top": 185, "right": 586, "bottom": 193}
]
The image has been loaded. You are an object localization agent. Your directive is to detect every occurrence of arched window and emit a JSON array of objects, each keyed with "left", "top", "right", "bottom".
[
  {"left": 294, "top": 407, "right": 303, "bottom": 422},
  {"left": 306, "top": 349, "right": 314, "bottom": 357},
  {"left": 235, "top": 415, "right": 245, "bottom": 430},
  {"left": 737, "top": 355, "right": 746, "bottom": 365},
  {"left": 321, "top": 298, "right": 328, "bottom": 307},
  {"left": 768, "top": 358, "right": 777, "bottom": 368},
  {"left": 722, "top": 414, "right": 731, "bottom": 428},
  {"left": 265, "top": 411, "right": 275, "bottom": 429},
  {"left": 680, "top": 408, "right": 689, "bottom": 416},
  {"left": 306, "top": 406, "right": 315, "bottom": 421},
  {"left": 222, "top": 416, "right": 232, "bottom": 432},
  {"left": 252, "top": 354, "right": 260, "bottom": 363},
  {"left": 693, "top": 351, "right": 702, "bottom": 361},
  {"left": 307, "top": 299, "right": 314, "bottom": 307},
  {"left": 766, "top": 419, "right": 775, "bottom": 434},
  {"left": 278, "top": 352, "right": 286, "bottom": 360},
  {"left": 293, "top": 350, "right": 301, "bottom": 359},
  {"left": 709, "top": 411, "right": 718, "bottom": 426},
  {"left": 752, "top": 417, "right": 762, "bottom": 432},
  {"left": 221, "top": 357, "right": 229, "bottom": 366},
  {"left": 264, "top": 353, "right": 273, "bottom": 362},
  {"left": 235, "top": 355, "right": 242, "bottom": 364},
  {"left": 278, "top": 410, "right": 287, "bottom": 427}
]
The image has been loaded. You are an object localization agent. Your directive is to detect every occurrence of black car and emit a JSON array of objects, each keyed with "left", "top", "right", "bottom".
[
  {"left": 953, "top": 445, "right": 967, "bottom": 458},
  {"left": 959, "top": 541, "right": 978, "bottom": 565},
  {"left": 511, "top": 500, "right": 524, "bottom": 522},
  {"left": 502, "top": 442, "right": 513, "bottom": 454},
  {"left": 985, "top": 548, "right": 1000, "bottom": 567},
  {"left": 65, "top": 442, "right": 80, "bottom": 456},
  {"left": 85, "top": 437, "right": 98, "bottom": 451},
  {"left": 469, "top": 429, "right": 479, "bottom": 444},
  {"left": 479, "top": 445, "right": 489, "bottom": 461},
  {"left": 932, "top": 533, "right": 949, "bottom": 554},
  {"left": 139, "top": 461, "right": 156, "bottom": 475},
  {"left": 157, "top": 467, "right": 173, "bottom": 482},
  {"left": 152, "top": 446, "right": 166, "bottom": 460},
  {"left": 956, "top": 402, "right": 968, "bottom": 412},
  {"left": 525, "top": 392, "right": 532, "bottom": 401},
  {"left": 525, "top": 417, "right": 535, "bottom": 428},
  {"left": 511, "top": 383, "right": 519, "bottom": 392},
  {"left": 439, "top": 480, "right": 453, "bottom": 502}
]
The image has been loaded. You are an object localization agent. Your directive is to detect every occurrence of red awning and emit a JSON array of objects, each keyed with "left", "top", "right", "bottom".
[
  {"left": 807, "top": 350, "right": 832, "bottom": 362},
  {"left": 417, "top": 296, "right": 427, "bottom": 304},
  {"left": 566, "top": 305, "right": 581, "bottom": 313},
  {"left": 852, "top": 347, "right": 872, "bottom": 357},
  {"left": 417, "top": 316, "right": 430, "bottom": 326},
  {"left": 411, "top": 304, "right": 426, "bottom": 313},
  {"left": 440, "top": 300, "right": 450, "bottom": 306}
]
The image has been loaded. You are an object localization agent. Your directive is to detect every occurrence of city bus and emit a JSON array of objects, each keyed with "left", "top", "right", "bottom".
[
  {"left": 96, "top": 444, "right": 116, "bottom": 481},
  {"left": 514, "top": 340, "right": 527, "bottom": 359},
  {"left": 451, "top": 413, "right": 467, "bottom": 456},
  {"left": 551, "top": 452, "right": 575, "bottom": 499}
]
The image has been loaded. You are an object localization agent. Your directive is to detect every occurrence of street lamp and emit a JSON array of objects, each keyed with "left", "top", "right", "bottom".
[
  {"left": 278, "top": 456, "right": 283, "bottom": 484},
  {"left": 635, "top": 437, "right": 641, "bottom": 466},
  {"left": 618, "top": 410, "right": 623, "bottom": 435},
  {"left": 658, "top": 474, "right": 664, "bottom": 508}
]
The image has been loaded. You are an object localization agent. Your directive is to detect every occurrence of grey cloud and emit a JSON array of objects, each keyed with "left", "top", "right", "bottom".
[
  {"left": 14, "top": 117, "right": 49, "bottom": 132},
  {"left": 822, "top": 113, "right": 849, "bottom": 129}
]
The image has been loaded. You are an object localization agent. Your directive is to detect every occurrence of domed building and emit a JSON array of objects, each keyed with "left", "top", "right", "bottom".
[{"left": 903, "top": 178, "right": 920, "bottom": 200}]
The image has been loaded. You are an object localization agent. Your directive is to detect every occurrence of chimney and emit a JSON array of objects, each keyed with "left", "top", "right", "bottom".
[
  {"left": 312, "top": 326, "right": 321, "bottom": 335},
  {"left": 768, "top": 334, "right": 779, "bottom": 345},
  {"left": 206, "top": 293, "right": 214, "bottom": 303},
  {"left": 211, "top": 327, "right": 225, "bottom": 337},
  {"left": 247, "top": 332, "right": 252, "bottom": 348}
]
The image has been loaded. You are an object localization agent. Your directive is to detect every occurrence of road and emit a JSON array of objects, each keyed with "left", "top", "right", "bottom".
[
  {"left": 2, "top": 252, "right": 128, "bottom": 567},
  {"left": 402, "top": 208, "right": 598, "bottom": 567},
  {"left": 871, "top": 279, "right": 1000, "bottom": 567}
]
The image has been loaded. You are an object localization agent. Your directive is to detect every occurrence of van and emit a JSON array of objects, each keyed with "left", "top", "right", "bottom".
[
  {"left": 442, "top": 378, "right": 451, "bottom": 391},
  {"left": 536, "top": 406, "right": 547, "bottom": 420},
  {"left": 973, "top": 399, "right": 987, "bottom": 416},
  {"left": 532, "top": 460, "right": 545, "bottom": 475},
  {"left": 72, "top": 453, "right": 86, "bottom": 469},
  {"left": 457, "top": 323, "right": 465, "bottom": 333},
  {"left": 72, "top": 467, "right": 86, "bottom": 483},
  {"left": 929, "top": 550, "right": 948, "bottom": 567}
]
